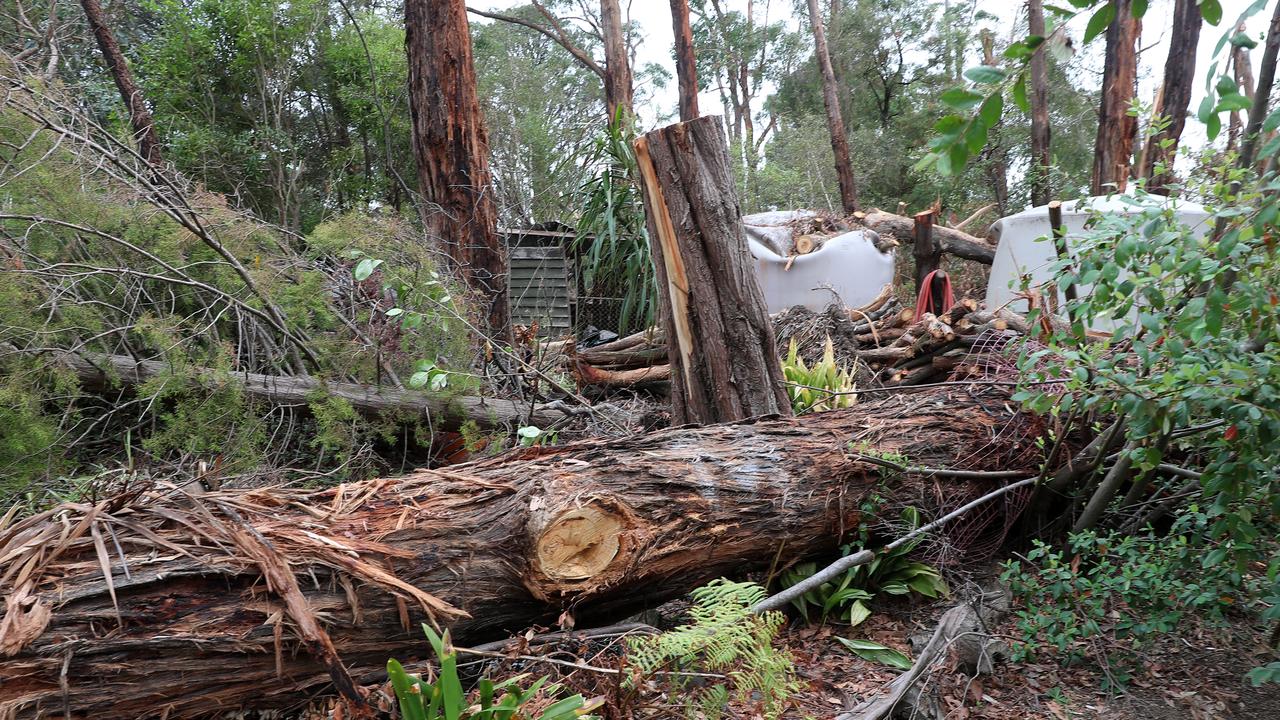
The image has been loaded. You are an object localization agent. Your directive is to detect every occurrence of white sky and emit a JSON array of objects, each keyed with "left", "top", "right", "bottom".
[{"left": 472, "top": 0, "right": 1276, "bottom": 150}]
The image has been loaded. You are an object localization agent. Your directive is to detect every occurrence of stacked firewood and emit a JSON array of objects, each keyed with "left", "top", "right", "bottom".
[{"left": 562, "top": 285, "right": 1041, "bottom": 392}]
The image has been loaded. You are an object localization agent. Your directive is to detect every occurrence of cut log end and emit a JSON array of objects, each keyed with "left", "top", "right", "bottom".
[{"left": 534, "top": 505, "right": 625, "bottom": 583}]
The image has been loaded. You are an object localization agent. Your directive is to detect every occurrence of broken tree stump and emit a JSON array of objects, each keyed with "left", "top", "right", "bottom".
[
  {"left": 0, "top": 387, "right": 1043, "bottom": 719},
  {"left": 633, "top": 115, "right": 790, "bottom": 425}
]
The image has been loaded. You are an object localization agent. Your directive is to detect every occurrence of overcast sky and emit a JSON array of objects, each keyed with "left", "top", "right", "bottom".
[{"left": 472, "top": 0, "right": 1275, "bottom": 150}]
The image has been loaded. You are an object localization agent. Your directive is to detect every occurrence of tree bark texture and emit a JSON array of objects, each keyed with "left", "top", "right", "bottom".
[
  {"left": 78, "top": 0, "right": 162, "bottom": 165},
  {"left": 1239, "top": 0, "right": 1280, "bottom": 171},
  {"left": 861, "top": 211, "right": 996, "bottom": 265},
  {"left": 670, "top": 0, "right": 700, "bottom": 122},
  {"left": 35, "top": 348, "right": 570, "bottom": 432},
  {"left": 1090, "top": 0, "right": 1140, "bottom": 195},
  {"left": 405, "top": 0, "right": 509, "bottom": 334},
  {"left": 632, "top": 116, "right": 790, "bottom": 425},
  {"left": 0, "top": 387, "right": 1045, "bottom": 719},
  {"left": 1027, "top": 0, "right": 1052, "bottom": 206},
  {"left": 805, "top": 0, "right": 859, "bottom": 214},
  {"left": 1140, "top": 0, "right": 1201, "bottom": 194},
  {"left": 600, "top": 0, "right": 634, "bottom": 121}
]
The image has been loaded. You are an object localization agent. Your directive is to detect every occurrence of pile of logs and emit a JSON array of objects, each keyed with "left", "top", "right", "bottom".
[{"left": 566, "top": 285, "right": 1042, "bottom": 393}]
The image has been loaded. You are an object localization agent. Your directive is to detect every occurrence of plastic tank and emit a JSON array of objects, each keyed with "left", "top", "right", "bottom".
[{"left": 743, "top": 210, "right": 895, "bottom": 313}]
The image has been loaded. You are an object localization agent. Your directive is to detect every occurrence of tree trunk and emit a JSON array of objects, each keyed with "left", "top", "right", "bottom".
[
  {"left": 1027, "top": 0, "right": 1052, "bottom": 206},
  {"left": 405, "top": 0, "right": 509, "bottom": 335},
  {"left": 601, "top": 0, "right": 634, "bottom": 121},
  {"left": 670, "top": 0, "right": 700, "bottom": 121},
  {"left": 27, "top": 347, "right": 572, "bottom": 432},
  {"left": 632, "top": 116, "right": 790, "bottom": 425},
  {"left": 1090, "top": 0, "right": 1141, "bottom": 194},
  {"left": 0, "top": 388, "right": 1041, "bottom": 719},
  {"left": 805, "top": 0, "right": 859, "bottom": 214},
  {"left": 1139, "top": 0, "right": 1200, "bottom": 194},
  {"left": 1239, "top": 0, "right": 1280, "bottom": 172},
  {"left": 78, "top": 0, "right": 162, "bottom": 165}
]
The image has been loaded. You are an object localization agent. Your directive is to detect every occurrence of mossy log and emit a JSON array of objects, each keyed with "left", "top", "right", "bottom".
[{"left": 0, "top": 387, "right": 1042, "bottom": 718}]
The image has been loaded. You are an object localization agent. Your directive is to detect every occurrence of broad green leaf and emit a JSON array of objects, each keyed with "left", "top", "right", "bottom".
[
  {"left": 836, "top": 637, "right": 913, "bottom": 670},
  {"left": 1230, "top": 31, "right": 1258, "bottom": 49},
  {"left": 1215, "top": 94, "right": 1253, "bottom": 112},
  {"left": 1012, "top": 74, "right": 1030, "bottom": 112},
  {"left": 1197, "top": 95, "right": 1216, "bottom": 123},
  {"left": 1206, "top": 112, "right": 1222, "bottom": 141},
  {"left": 1200, "top": 0, "right": 1222, "bottom": 25},
  {"left": 1216, "top": 74, "right": 1239, "bottom": 95},
  {"left": 353, "top": 258, "right": 382, "bottom": 282},
  {"left": 979, "top": 93, "right": 1004, "bottom": 128},
  {"left": 848, "top": 599, "right": 872, "bottom": 627},
  {"left": 1132, "top": 0, "right": 1148, "bottom": 17},
  {"left": 1084, "top": 2, "right": 1116, "bottom": 45},
  {"left": 1262, "top": 107, "right": 1280, "bottom": 133},
  {"left": 409, "top": 371, "right": 431, "bottom": 389},
  {"left": 940, "top": 87, "right": 984, "bottom": 110},
  {"left": 964, "top": 65, "right": 1007, "bottom": 85}
]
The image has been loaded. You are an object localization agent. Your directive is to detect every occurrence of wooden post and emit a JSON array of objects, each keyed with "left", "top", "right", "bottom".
[
  {"left": 632, "top": 116, "right": 791, "bottom": 425},
  {"left": 913, "top": 210, "right": 940, "bottom": 302}
]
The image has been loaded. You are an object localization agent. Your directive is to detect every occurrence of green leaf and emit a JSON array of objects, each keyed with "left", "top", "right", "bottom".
[
  {"left": 848, "top": 600, "right": 872, "bottom": 627},
  {"left": 940, "top": 87, "right": 984, "bottom": 110},
  {"left": 964, "top": 65, "right": 1007, "bottom": 85},
  {"left": 537, "top": 695, "right": 586, "bottom": 720},
  {"left": 1197, "top": 95, "right": 1216, "bottom": 123},
  {"left": 1262, "top": 107, "right": 1280, "bottom": 134},
  {"left": 979, "top": 93, "right": 1004, "bottom": 128},
  {"left": 1216, "top": 74, "right": 1239, "bottom": 95},
  {"left": 1012, "top": 74, "right": 1030, "bottom": 112},
  {"left": 964, "top": 120, "right": 989, "bottom": 153},
  {"left": 836, "top": 637, "right": 913, "bottom": 669},
  {"left": 1084, "top": 2, "right": 1116, "bottom": 45},
  {"left": 1206, "top": 112, "right": 1222, "bottom": 141},
  {"left": 387, "top": 660, "right": 427, "bottom": 720},
  {"left": 1215, "top": 94, "right": 1253, "bottom": 112},
  {"left": 1200, "top": 0, "right": 1222, "bottom": 25},
  {"left": 409, "top": 371, "right": 431, "bottom": 389},
  {"left": 1131, "top": 0, "right": 1148, "bottom": 17},
  {"left": 1230, "top": 31, "right": 1258, "bottom": 49},
  {"left": 353, "top": 258, "right": 382, "bottom": 282}
]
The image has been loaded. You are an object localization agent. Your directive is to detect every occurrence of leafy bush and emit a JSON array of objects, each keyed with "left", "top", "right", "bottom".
[
  {"left": 387, "top": 624, "right": 597, "bottom": 720},
  {"left": 1001, "top": 522, "right": 1260, "bottom": 690},
  {"left": 781, "top": 337, "right": 857, "bottom": 414},
  {"left": 626, "top": 579, "right": 800, "bottom": 720}
]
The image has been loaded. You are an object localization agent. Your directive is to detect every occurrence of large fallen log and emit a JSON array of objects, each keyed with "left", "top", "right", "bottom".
[
  {"left": 0, "top": 387, "right": 1042, "bottom": 719},
  {"left": 24, "top": 348, "right": 572, "bottom": 432}
]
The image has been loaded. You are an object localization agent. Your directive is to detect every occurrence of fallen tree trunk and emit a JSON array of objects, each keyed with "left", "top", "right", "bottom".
[
  {"left": 34, "top": 348, "right": 571, "bottom": 432},
  {"left": 0, "top": 387, "right": 1041, "bottom": 719},
  {"left": 862, "top": 211, "right": 996, "bottom": 265}
]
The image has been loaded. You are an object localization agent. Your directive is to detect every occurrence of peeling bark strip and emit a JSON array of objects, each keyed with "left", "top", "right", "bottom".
[
  {"left": 405, "top": 0, "right": 508, "bottom": 333},
  {"left": 0, "top": 388, "right": 1042, "bottom": 718},
  {"left": 79, "top": 0, "right": 162, "bottom": 165},
  {"left": 633, "top": 116, "right": 790, "bottom": 425}
]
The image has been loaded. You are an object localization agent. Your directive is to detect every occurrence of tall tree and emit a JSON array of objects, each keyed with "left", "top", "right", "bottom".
[
  {"left": 1091, "top": 0, "right": 1140, "bottom": 194},
  {"left": 1027, "top": 0, "right": 1052, "bottom": 206},
  {"left": 805, "top": 0, "right": 858, "bottom": 213},
  {"left": 600, "top": 0, "right": 634, "bottom": 121},
  {"left": 405, "top": 0, "right": 508, "bottom": 334},
  {"left": 1227, "top": 21, "right": 1256, "bottom": 154},
  {"left": 670, "top": 0, "right": 701, "bottom": 121},
  {"left": 1138, "top": 0, "right": 1200, "bottom": 194},
  {"left": 79, "top": 0, "right": 162, "bottom": 165}
]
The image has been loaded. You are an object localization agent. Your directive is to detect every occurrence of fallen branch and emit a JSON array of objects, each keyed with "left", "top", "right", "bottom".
[{"left": 862, "top": 211, "right": 996, "bottom": 265}]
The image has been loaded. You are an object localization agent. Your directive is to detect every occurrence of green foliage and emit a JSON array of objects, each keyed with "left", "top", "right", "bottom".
[
  {"left": 778, "top": 510, "right": 948, "bottom": 626},
  {"left": 572, "top": 119, "right": 655, "bottom": 334},
  {"left": 1001, "top": 523, "right": 1259, "bottom": 690},
  {"left": 781, "top": 337, "right": 857, "bottom": 414},
  {"left": 387, "top": 624, "right": 596, "bottom": 720},
  {"left": 833, "top": 637, "right": 912, "bottom": 670},
  {"left": 627, "top": 579, "right": 800, "bottom": 720}
]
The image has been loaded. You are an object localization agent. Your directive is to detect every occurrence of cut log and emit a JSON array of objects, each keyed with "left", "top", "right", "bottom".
[
  {"left": 634, "top": 115, "right": 790, "bottom": 424},
  {"left": 862, "top": 211, "right": 995, "bottom": 265},
  {"left": 0, "top": 388, "right": 1041, "bottom": 719},
  {"left": 572, "top": 361, "right": 671, "bottom": 388},
  {"left": 31, "top": 348, "right": 571, "bottom": 432}
]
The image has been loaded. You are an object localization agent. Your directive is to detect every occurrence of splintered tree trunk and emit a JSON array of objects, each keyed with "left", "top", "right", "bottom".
[
  {"left": 633, "top": 116, "right": 790, "bottom": 425},
  {"left": 79, "top": 0, "right": 162, "bottom": 165},
  {"left": 1140, "top": 0, "right": 1200, "bottom": 194},
  {"left": 670, "top": 0, "right": 700, "bottom": 122},
  {"left": 806, "top": 0, "right": 859, "bottom": 214},
  {"left": 1027, "top": 0, "right": 1052, "bottom": 206},
  {"left": 601, "top": 0, "right": 634, "bottom": 121},
  {"left": 1091, "top": 0, "right": 1140, "bottom": 195},
  {"left": 405, "top": 0, "right": 508, "bottom": 334},
  {"left": 0, "top": 388, "right": 1042, "bottom": 719}
]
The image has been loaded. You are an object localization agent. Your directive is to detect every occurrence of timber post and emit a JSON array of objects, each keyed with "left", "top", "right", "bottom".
[{"left": 913, "top": 209, "right": 941, "bottom": 305}]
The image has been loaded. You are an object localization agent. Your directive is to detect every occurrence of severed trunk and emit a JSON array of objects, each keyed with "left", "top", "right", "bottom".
[
  {"left": 601, "top": 0, "right": 634, "bottom": 121},
  {"left": 1090, "top": 0, "right": 1141, "bottom": 194},
  {"left": 805, "top": 0, "right": 859, "bottom": 214},
  {"left": 1140, "top": 0, "right": 1201, "bottom": 194},
  {"left": 669, "top": 0, "right": 700, "bottom": 121},
  {"left": 1027, "top": 0, "right": 1052, "bottom": 206},
  {"left": 405, "top": 0, "right": 509, "bottom": 335},
  {"left": 0, "top": 388, "right": 1042, "bottom": 719},
  {"left": 633, "top": 115, "right": 790, "bottom": 425},
  {"left": 79, "top": 0, "right": 162, "bottom": 165}
]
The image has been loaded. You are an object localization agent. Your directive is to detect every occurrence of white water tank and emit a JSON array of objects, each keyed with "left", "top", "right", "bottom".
[
  {"left": 743, "top": 210, "right": 895, "bottom": 313},
  {"left": 985, "top": 195, "right": 1212, "bottom": 328}
]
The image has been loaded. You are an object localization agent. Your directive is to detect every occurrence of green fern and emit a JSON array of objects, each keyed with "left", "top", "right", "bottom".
[{"left": 627, "top": 579, "right": 800, "bottom": 719}]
